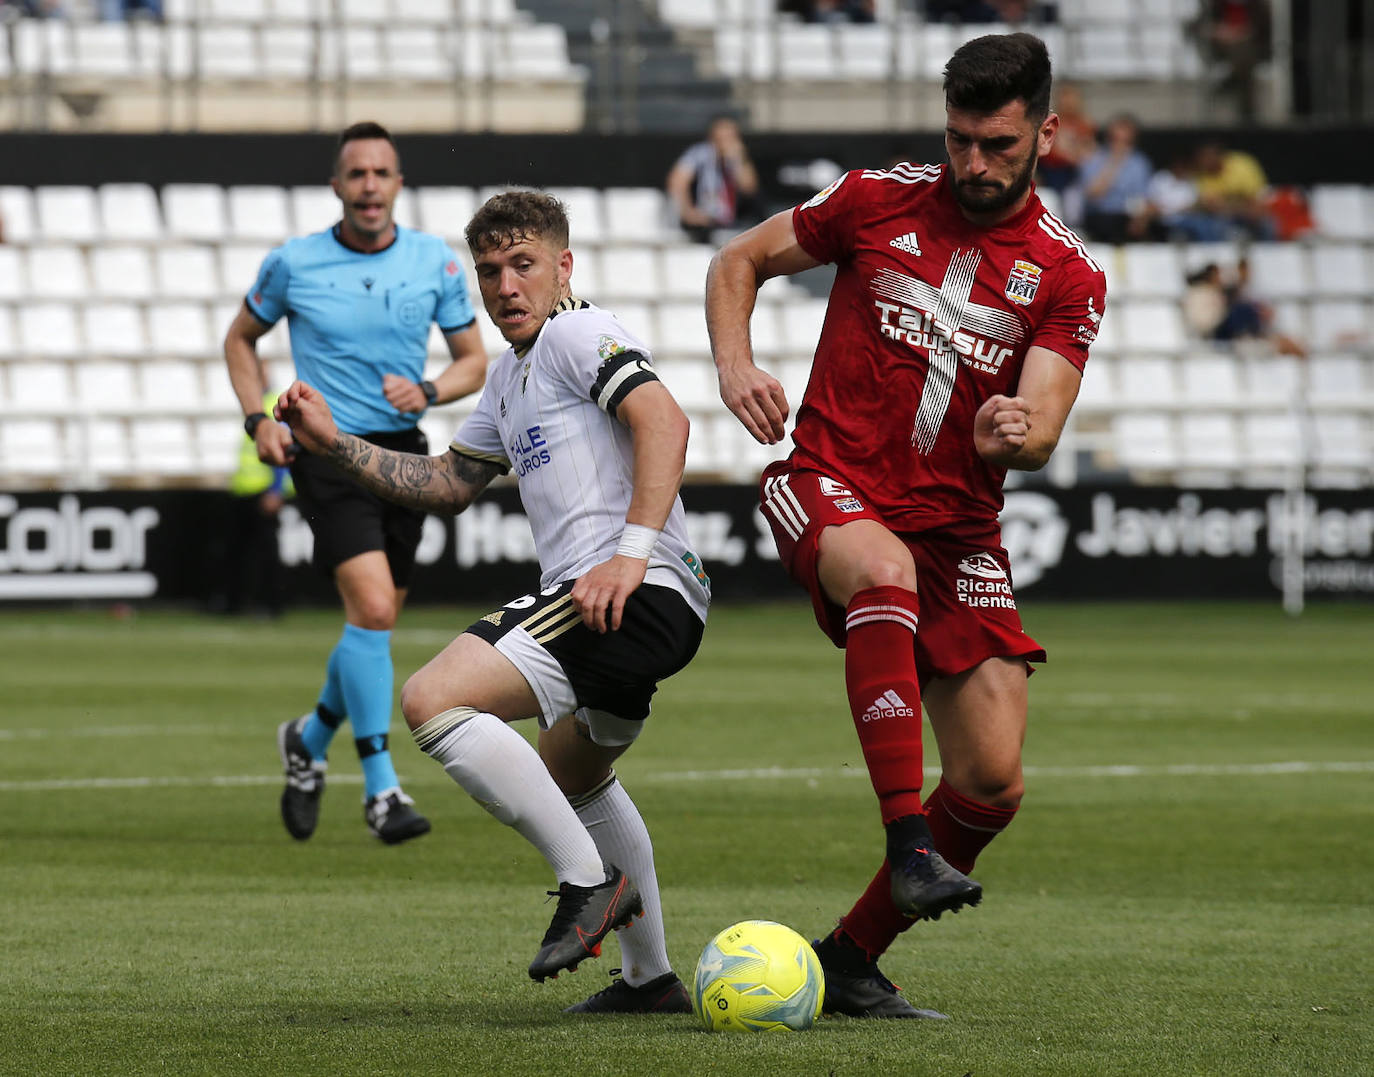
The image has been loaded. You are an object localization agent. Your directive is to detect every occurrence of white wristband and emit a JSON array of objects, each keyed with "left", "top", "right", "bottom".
[{"left": 616, "top": 523, "right": 660, "bottom": 561}]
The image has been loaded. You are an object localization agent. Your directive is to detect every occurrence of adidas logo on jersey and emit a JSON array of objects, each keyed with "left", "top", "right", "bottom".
[
  {"left": 862, "top": 689, "right": 915, "bottom": 722},
  {"left": 889, "top": 231, "right": 923, "bottom": 256}
]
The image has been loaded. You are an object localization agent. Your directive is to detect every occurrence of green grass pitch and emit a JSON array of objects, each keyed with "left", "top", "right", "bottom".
[{"left": 1, "top": 600, "right": 1370, "bottom": 1076}]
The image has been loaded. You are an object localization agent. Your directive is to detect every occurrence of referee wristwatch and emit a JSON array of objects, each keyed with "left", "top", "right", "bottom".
[
  {"left": 420, "top": 379, "right": 439, "bottom": 406},
  {"left": 244, "top": 412, "right": 269, "bottom": 437}
]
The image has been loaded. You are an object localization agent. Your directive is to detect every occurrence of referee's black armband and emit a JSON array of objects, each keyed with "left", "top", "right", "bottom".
[{"left": 589, "top": 350, "right": 657, "bottom": 418}]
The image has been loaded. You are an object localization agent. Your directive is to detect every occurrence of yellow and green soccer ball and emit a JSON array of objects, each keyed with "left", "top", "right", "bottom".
[{"left": 692, "top": 919, "right": 825, "bottom": 1032}]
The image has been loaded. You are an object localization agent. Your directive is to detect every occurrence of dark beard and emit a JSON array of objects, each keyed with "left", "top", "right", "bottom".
[{"left": 952, "top": 150, "right": 1037, "bottom": 216}]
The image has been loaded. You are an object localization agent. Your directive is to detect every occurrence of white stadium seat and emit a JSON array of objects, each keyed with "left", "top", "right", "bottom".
[
  {"left": 547, "top": 187, "right": 606, "bottom": 246},
  {"left": 129, "top": 416, "right": 199, "bottom": 475},
  {"left": 19, "top": 303, "right": 82, "bottom": 358},
  {"left": 384, "top": 28, "right": 450, "bottom": 81},
  {"left": 417, "top": 187, "right": 478, "bottom": 241},
  {"left": 261, "top": 26, "right": 316, "bottom": 80},
  {"left": 1239, "top": 412, "right": 1306, "bottom": 477},
  {"left": 90, "top": 246, "right": 156, "bottom": 300},
  {"left": 1116, "top": 354, "right": 1180, "bottom": 406},
  {"left": 1120, "top": 243, "right": 1184, "bottom": 299},
  {"left": 1246, "top": 243, "right": 1309, "bottom": 302},
  {"left": 220, "top": 244, "right": 270, "bottom": 298},
  {"left": 1241, "top": 354, "right": 1303, "bottom": 405},
  {"left": 655, "top": 302, "right": 713, "bottom": 359},
  {"left": 138, "top": 359, "right": 205, "bottom": 413},
  {"left": 1307, "top": 299, "right": 1369, "bottom": 352},
  {"left": 156, "top": 246, "right": 221, "bottom": 301},
  {"left": 0, "top": 418, "right": 67, "bottom": 476},
  {"left": 290, "top": 187, "right": 340, "bottom": 234},
  {"left": 781, "top": 296, "right": 829, "bottom": 358},
  {"left": 99, "top": 183, "right": 164, "bottom": 241},
  {"left": 163, "top": 184, "right": 229, "bottom": 241},
  {"left": 82, "top": 303, "right": 148, "bottom": 358},
  {"left": 148, "top": 302, "right": 214, "bottom": 357},
  {"left": 0, "top": 187, "right": 37, "bottom": 244},
  {"left": 602, "top": 189, "right": 669, "bottom": 242},
  {"left": 36, "top": 186, "right": 102, "bottom": 243},
  {"left": 72, "top": 22, "right": 136, "bottom": 78},
  {"left": 74, "top": 360, "right": 139, "bottom": 412},
  {"left": 1309, "top": 185, "right": 1372, "bottom": 240},
  {"left": 659, "top": 244, "right": 715, "bottom": 300},
  {"left": 1118, "top": 299, "right": 1186, "bottom": 352},
  {"left": 0, "top": 305, "right": 16, "bottom": 360},
  {"left": 1179, "top": 352, "right": 1241, "bottom": 404},
  {"left": 1305, "top": 354, "right": 1365, "bottom": 404},
  {"left": 1308, "top": 242, "right": 1370, "bottom": 298},
  {"left": 652, "top": 357, "right": 718, "bottom": 410},
  {"left": 0, "top": 249, "right": 24, "bottom": 301},
  {"left": 1112, "top": 412, "right": 1179, "bottom": 472},
  {"left": 25, "top": 245, "right": 90, "bottom": 300},
  {"left": 227, "top": 186, "right": 293, "bottom": 244},
  {"left": 598, "top": 246, "right": 662, "bottom": 301},
  {"left": 198, "top": 26, "right": 261, "bottom": 80},
  {"left": 1177, "top": 412, "right": 1241, "bottom": 479},
  {"left": 4, "top": 360, "right": 70, "bottom": 409}
]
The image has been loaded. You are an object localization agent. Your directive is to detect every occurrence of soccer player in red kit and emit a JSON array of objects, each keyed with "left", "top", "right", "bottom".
[{"left": 706, "top": 32, "right": 1106, "bottom": 1018}]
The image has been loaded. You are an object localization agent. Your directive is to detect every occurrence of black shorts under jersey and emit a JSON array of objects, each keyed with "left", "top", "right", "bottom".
[
  {"left": 288, "top": 427, "right": 429, "bottom": 585},
  {"left": 465, "top": 579, "right": 705, "bottom": 722}
]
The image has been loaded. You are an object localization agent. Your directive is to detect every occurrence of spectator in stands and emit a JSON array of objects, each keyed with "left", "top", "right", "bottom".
[
  {"left": 1190, "top": 0, "right": 1271, "bottom": 122},
  {"left": 924, "top": 0, "right": 1053, "bottom": 22},
  {"left": 799, "top": 0, "right": 878, "bottom": 23},
  {"left": 101, "top": 0, "right": 162, "bottom": 19},
  {"left": 1193, "top": 140, "right": 1276, "bottom": 239},
  {"left": 224, "top": 121, "right": 488, "bottom": 846},
  {"left": 666, "top": 114, "right": 762, "bottom": 245},
  {"left": 100, "top": 0, "right": 161, "bottom": 19},
  {"left": 1137, "top": 153, "right": 1230, "bottom": 242},
  {"left": 1074, "top": 113, "right": 1154, "bottom": 244},
  {"left": 8, "top": 0, "right": 65, "bottom": 17},
  {"left": 1035, "top": 81, "right": 1096, "bottom": 195},
  {"left": 1183, "top": 259, "right": 1305, "bottom": 357}
]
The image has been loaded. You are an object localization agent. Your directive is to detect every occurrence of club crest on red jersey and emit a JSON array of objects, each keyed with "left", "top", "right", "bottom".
[
  {"left": 801, "top": 173, "right": 847, "bottom": 210},
  {"left": 1004, "top": 259, "right": 1043, "bottom": 306}
]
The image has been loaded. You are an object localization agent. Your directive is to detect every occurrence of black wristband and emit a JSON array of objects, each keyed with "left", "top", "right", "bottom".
[
  {"left": 421, "top": 379, "right": 439, "bottom": 406},
  {"left": 244, "top": 412, "right": 269, "bottom": 437}
]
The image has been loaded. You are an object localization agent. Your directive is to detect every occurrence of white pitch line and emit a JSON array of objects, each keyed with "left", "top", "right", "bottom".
[{"left": 1, "top": 760, "right": 1371, "bottom": 793}]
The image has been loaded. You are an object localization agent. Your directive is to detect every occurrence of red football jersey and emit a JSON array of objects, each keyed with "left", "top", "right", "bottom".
[{"left": 788, "top": 162, "right": 1107, "bottom": 529}]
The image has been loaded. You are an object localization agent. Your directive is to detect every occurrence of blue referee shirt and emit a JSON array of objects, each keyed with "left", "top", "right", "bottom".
[{"left": 245, "top": 224, "right": 478, "bottom": 435}]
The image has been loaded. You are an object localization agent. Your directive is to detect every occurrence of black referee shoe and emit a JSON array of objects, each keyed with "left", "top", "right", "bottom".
[{"left": 277, "top": 715, "right": 325, "bottom": 841}]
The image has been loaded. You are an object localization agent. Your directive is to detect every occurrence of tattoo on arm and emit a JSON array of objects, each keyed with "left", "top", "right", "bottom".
[{"left": 325, "top": 435, "right": 501, "bottom": 515}]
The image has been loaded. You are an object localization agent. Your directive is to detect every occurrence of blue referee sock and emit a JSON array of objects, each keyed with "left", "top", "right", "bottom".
[
  {"left": 333, "top": 623, "right": 400, "bottom": 800},
  {"left": 300, "top": 631, "right": 352, "bottom": 761}
]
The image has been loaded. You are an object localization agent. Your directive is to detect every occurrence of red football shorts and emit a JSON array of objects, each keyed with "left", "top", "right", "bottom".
[{"left": 759, "top": 460, "right": 1046, "bottom": 685}]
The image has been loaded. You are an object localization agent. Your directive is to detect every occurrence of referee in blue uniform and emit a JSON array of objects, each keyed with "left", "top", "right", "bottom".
[{"left": 224, "top": 121, "right": 487, "bottom": 844}]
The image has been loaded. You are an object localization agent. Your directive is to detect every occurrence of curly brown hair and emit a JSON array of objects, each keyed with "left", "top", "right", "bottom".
[{"left": 465, "top": 190, "right": 570, "bottom": 254}]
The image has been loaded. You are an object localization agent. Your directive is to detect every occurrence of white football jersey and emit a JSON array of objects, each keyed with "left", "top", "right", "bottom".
[{"left": 451, "top": 299, "right": 710, "bottom": 621}]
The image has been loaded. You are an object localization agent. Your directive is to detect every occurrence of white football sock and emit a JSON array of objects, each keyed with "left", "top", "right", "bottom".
[
  {"left": 570, "top": 773, "right": 672, "bottom": 986},
  {"left": 415, "top": 709, "right": 604, "bottom": 887}
]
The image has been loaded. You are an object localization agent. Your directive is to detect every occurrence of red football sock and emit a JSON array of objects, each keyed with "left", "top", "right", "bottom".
[
  {"left": 844, "top": 585, "right": 924, "bottom": 823},
  {"left": 923, "top": 778, "right": 1018, "bottom": 875},
  {"left": 836, "top": 860, "right": 911, "bottom": 959}
]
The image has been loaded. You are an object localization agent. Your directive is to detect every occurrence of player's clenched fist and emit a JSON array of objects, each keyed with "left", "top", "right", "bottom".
[
  {"left": 973, "top": 394, "right": 1031, "bottom": 463},
  {"left": 274, "top": 380, "right": 339, "bottom": 456},
  {"left": 718, "top": 363, "right": 789, "bottom": 445}
]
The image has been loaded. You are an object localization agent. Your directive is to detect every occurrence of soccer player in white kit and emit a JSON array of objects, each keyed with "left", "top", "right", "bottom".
[{"left": 275, "top": 190, "right": 710, "bottom": 1013}]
